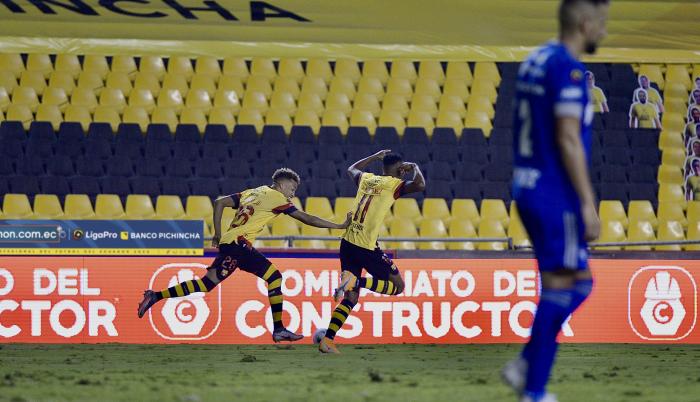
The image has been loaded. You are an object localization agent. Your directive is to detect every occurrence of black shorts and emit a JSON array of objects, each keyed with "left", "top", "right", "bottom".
[
  {"left": 339, "top": 239, "right": 398, "bottom": 280},
  {"left": 210, "top": 239, "right": 272, "bottom": 281}
]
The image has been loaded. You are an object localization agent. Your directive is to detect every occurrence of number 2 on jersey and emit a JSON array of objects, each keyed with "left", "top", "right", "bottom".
[
  {"left": 353, "top": 194, "right": 374, "bottom": 223},
  {"left": 518, "top": 99, "right": 533, "bottom": 157}
]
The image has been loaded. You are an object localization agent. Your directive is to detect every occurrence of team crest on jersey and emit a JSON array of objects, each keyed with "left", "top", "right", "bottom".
[
  {"left": 570, "top": 69, "right": 583, "bottom": 82},
  {"left": 361, "top": 177, "right": 384, "bottom": 195}
]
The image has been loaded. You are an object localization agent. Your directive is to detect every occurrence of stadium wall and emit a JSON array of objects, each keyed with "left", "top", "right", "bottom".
[{"left": 0, "top": 253, "right": 698, "bottom": 344}]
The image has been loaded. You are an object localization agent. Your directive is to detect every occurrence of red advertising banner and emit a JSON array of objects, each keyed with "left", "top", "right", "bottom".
[{"left": 0, "top": 257, "right": 697, "bottom": 344}]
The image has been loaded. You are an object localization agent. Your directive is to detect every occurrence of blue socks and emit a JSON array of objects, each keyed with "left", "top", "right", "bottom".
[{"left": 521, "top": 279, "right": 593, "bottom": 398}]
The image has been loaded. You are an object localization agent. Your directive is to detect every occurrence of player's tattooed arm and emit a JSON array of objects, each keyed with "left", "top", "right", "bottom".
[
  {"left": 289, "top": 210, "right": 353, "bottom": 229},
  {"left": 211, "top": 194, "right": 240, "bottom": 247},
  {"left": 347, "top": 149, "right": 392, "bottom": 183},
  {"left": 400, "top": 162, "right": 426, "bottom": 194}
]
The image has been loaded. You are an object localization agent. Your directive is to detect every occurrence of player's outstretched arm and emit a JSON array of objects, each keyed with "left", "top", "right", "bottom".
[
  {"left": 288, "top": 210, "right": 353, "bottom": 229},
  {"left": 211, "top": 195, "right": 239, "bottom": 247},
  {"left": 347, "top": 149, "right": 392, "bottom": 183},
  {"left": 400, "top": 162, "right": 426, "bottom": 194}
]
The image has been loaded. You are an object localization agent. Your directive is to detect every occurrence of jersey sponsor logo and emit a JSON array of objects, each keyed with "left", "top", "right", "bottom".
[
  {"left": 628, "top": 266, "right": 697, "bottom": 341},
  {"left": 513, "top": 168, "right": 541, "bottom": 189},
  {"left": 560, "top": 87, "right": 583, "bottom": 100}
]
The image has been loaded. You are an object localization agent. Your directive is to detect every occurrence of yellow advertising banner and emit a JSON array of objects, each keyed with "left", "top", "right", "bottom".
[{"left": 0, "top": 0, "right": 699, "bottom": 62}]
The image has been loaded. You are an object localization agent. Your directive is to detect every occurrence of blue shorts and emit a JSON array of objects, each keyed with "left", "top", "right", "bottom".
[{"left": 516, "top": 193, "right": 589, "bottom": 272}]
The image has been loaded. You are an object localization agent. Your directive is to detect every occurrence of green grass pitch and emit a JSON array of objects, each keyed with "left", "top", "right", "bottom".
[{"left": 0, "top": 344, "right": 698, "bottom": 402}]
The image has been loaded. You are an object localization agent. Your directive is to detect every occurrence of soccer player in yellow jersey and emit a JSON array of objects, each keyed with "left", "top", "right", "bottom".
[
  {"left": 138, "top": 168, "right": 352, "bottom": 343},
  {"left": 629, "top": 89, "right": 662, "bottom": 129},
  {"left": 585, "top": 71, "right": 608, "bottom": 113},
  {"left": 633, "top": 75, "right": 664, "bottom": 114},
  {"left": 319, "top": 150, "right": 426, "bottom": 354}
]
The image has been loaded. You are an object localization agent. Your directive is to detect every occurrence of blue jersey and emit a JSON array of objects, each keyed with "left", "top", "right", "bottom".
[{"left": 512, "top": 42, "right": 593, "bottom": 203}]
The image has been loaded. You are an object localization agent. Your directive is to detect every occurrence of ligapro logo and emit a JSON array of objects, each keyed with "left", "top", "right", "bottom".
[
  {"left": 148, "top": 263, "right": 221, "bottom": 340},
  {"left": 628, "top": 266, "right": 697, "bottom": 341}
]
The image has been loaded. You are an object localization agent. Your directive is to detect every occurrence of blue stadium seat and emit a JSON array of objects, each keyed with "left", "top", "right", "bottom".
[
  {"left": 88, "top": 123, "right": 115, "bottom": 142},
  {"left": 189, "top": 178, "right": 220, "bottom": 199},
  {"left": 219, "top": 178, "right": 248, "bottom": 196},
  {"left": 69, "top": 176, "right": 101, "bottom": 198},
  {"left": 55, "top": 138, "right": 84, "bottom": 157},
  {"left": 144, "top": 141, "right": 172, "bottom": 160},
  {"left": 173, "top": 141, "right": 201, "bottom": 160},
  {"left": 40, "top": 176, "right": 70, "bottom": 197},
  {"left": 135, "top": 158, "right": 164, "bottom": 177},
  {"left": 600, "top": 184, "right": 628, "bottom": 204},
  {"left": 261, "top": 125, "right": 287, "bottom": 144},
  {"left": 106, "top": 156, "right": 134, "bottom": 177},
  {"left": 27, "top": 121, "right": 55, "bottom": 142},
  {"left": 195, "top": 160, "right": 223, "bottom": 178},
  {"left": 174, "top": 124, "right": 201, "bottom": 143},
  {"left": 346, "top": 126, "right": 373, "bottom": 145},
  {"left": 16, "top": 156, "right": 45, "bottom": 176},
  {"left": 629, "top": 129, "right": 658, "bottom": 148},
  {"left": 590, "top": 166, "right": 602, "bottom": 183},
  {"left": 601, "top": 165, "right": 627, "bottom": 183},
  {"left": 318, "top": 126, "right": 344, "bottom": 145},
  {"left": 289, "top": 126, "right": 315, "bottom": 144},
  {"left": 489, "top": 145, "right": 512, "bottom": 164},
  {"left": 101, "top": 176, "right": 132, "bottom": 197},
  {"left": 203, "top": 125, "right": 230, "bottom": 143},
  {"left": 0, "top": 179, "right": 8, "bottom": 198},
  {"left": 460, "top": 128, "right": 487, "bottom": 146},
  {"left": 226, "top": 160, "right": 251, "bottom": 179},
  {"left": 232, "top": 125, "right": 259, "bottom": 144},
  {"left": 165, "top": 160, "right": 193, "bottom": 178},
  {"left": 47, "top": 155, "right": 74, "bottom": 176},
  {"left": 345, "top": 144, "right": 374, "bottom": 162},
  {"left": 483, "top": 162, "right": 511, "bottom": 182},
  {"left": 9, "top": 175, "right": 40, "bottom": 195},
  {"left": 311, "top": 160, "right": 339, "bottom": 180},
  {"left": 129, "top": 177, "right": 159, "bottom": 197},
  {"left": 0, "top": 121, "right": 25, "bottom": 141},
  {"left": 591, "top": 149, "right": 603, "bottom": 166},
  {"left": 628, "top": 183, "right": 657, "bottom": 207},
  {"left": 25, "top": 138, "right": 54, "bottom": 158},
  {"left": 457, "top": 162, "right": 483, "bottom": 182},
  {"left": 402, "top": 127, "right": 430, "bottom": 145},
  {"left": 425, "top": 179, "right": 452, "bottom": 199},
  {"left": 601, "top": 131, "right": 629, "bottom": 147},
  {"left": 146, "top": 124, "right": 173, "bottom": 143},
  {"left": 481, "top": 182, "right": 511, "bottom": 203},
  {"left": 401, "top": 144, "right": 431, "bottom": 165},
  {"left": 202, "top": 142, "right": 230, "bottom": 161},
  {"left": 604, "top": 147, "right": 632, "bottom": 166},
  {"left": 57, "top": 122, "right": 85, "bottom": 143},
  {"left": 427, "top": 161, "right": 454, "bottom": 181},
  {"left": 161, "top": 178, "right": 190, "bottom": 198},
  {"left": 288, "top": 144, "right": 316, "bottom": 163},
  {"left": 628, "top": 165, "right": 656, "bottom": 183},
  {"left": 114, "top": 123, "right": 142, "bottom": 143},
  {"left": 489, "top": 128, "right": 512, "bottom": 146},
  {"left": 317, "top": 143, "right": 344, "bottom": 163},
  {"left": 113, "top": 141, "right": 143, "bottom": 159},
  {"left": 76, "top": 157, "right": 104, "bottom": 177},
  {"left": 1, "top": 138, "right": 23, "bottom": 159},
  {"left": 604, "top": 112, "right": 629, "bottom": 130},
  {"left": 0, "top": 158, "right": 14, "bottom": 175},
  {"left": 431, "top": 127, "right": 458, "bottom": 145},
  {"left": 634, "top": 148, "right": 660, "bottom": 165},
  {"left": 337, "top": 180, "right": 357, "bottom": 197},
  {"left": 432, "top": 145, "right": 460, "bottom": 163},
  {"left": 309, "top": 178, "right": 337, "bottom": 198},
  {"left": 493, "top": 109, "right": 513, "bottom": 128},
  {"left": 373, "top": 126, "right": 400, "bottom": 147},
  {"left": 264, "top": 145, "right": 288, "bottom": 163}
]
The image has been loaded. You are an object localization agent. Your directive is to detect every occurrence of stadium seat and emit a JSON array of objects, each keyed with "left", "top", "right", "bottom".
[
  {"left": 2, "top": 194, "right": 33, "bottom": 218},
  {"left": 480, "top": 199, "right": 509, "bottom": 228},
  {"left": 19, "top": 71, "right": 47, "bottom": 95},
  {"left": 508, "top": 211, "right": 531, "bottom": 249},
  {"left": 277, "top": 59, "right": 304, "bottom": 84},
  {"left": 406, "top": 110, "right": 435, "bottom": 132},
  {"left": 436, "top": 110, "right": 464, "bottom": 133},
  {"left": 35, "top": 104, "right": 63, "bottom": 130},
  {"left": 294, "top": 109, "right": 321, "bottom": 133},
  {"left": 687, "top": 201, "right": 700, "bottom": 225},
  {"left": 133, "top": 72, "right": 162, "bottom": 97},
  {"left": 71, "top": 87, "right": 99, "bottom": 112},
  {"left": 99, "top": 88, "right": 127, "bottom": 112},
  {"left": 271, "top": 215, "right": 300, "bottom": 248},
  {"left": 0, "top": 53, "right": 24, "bottom": 78},
  {"left": 91, "top": 106, "right": 119, "bottom": 130},
  {"left": 410, "top": 94, "right": 438, "bottom": 118},
  {"left": 658, "top": 130, "right": 683, "bottom": 149},
  {"left": 302, "top": 76, "right": 330, "bottom": 101},
  {"left": 390, "top": 60, "right": 417, "bottom": 84},
  {"left": 51, "top": 54, "right": 79, "bottom": 80},
  {"left": 305, "top": 197, "right": 334, "bottom": 220},
  {"left": 354, "top": 93, "right": 381, "bottom": 117},
  {"left": 162, "top": 73, "right": 189, "bottom": 96},
  {"left": 387, "top": 218, "right": 418, "bottom": 250},
  {"left": 250, "top": 57, "right": 276, "bottom": 81},
  {"left": 386, "top": 77, "right": 413, "bottom": 98},
  {"left": 474, "top": 62, "right": 501, "bottom": 87},
  {"left": 139, "top": 56, "right": 166, "bottom": 81},
  {"left": 377, "top": 110, "right": 406, "bottom": 133},
  {"left": 269, "top": 91, "right": 297, "bottom": 115},
  {"left": 0, "top": 71, "right": 18, "bottom": 97},
  {"left": 5, "top": 104, "right": 33, "bottom": 129},
  {"left": 213, "top": 89, "right": 241, "bottom": 114},
  {"left": 418, "top": 218, "right": 447, "bottom": 250},
  {"left": 237, "top": 108, "right": 265, "bottom": 132},
  {"left": 95, "top": 195, "right": 126, "bottom": 219},
  {"left": 638, "top": 64, "right": 664, "bottom": 89},
  {"left": 446, "top": 62, "right": 473, "bottom": 86},
  {"left": 656, "top": 220, "right": 685, "bottom": 251},
  {"left": 393, "top": 198, "right": 422, "bottom": 225},
  {"left": 333, "top": 58, "right": 360, "bottom": 84},
  {"left": 628, "top": 200, "right": 658, "bottom": 229},
  {"left": 625, "top": 220, "right": 656, "bottom": 251},
  {"left": 357, "top": 77, "right": 385, "bottom": 101},
  {"left": 185, "top": 195, "right": 214, "bottom": 225},
  {"left": 185, "top": 89, "right": 212, "bottom": 112},
  {"left": 658, "top": 202, "right": 688, "bottom": 228},
  {"left": 418, "top": 60, "right": 445, "bottom": 85},
  {"left": 33, "top": 194, "right": 64, "bottom": 219},
  {"left": 194, "top": 56, "right": 221, "bottom": 79},
  {"left": 450, "top": 199, "right": 480, "bottom": 226},
  {"left": 666, "top": 65, "right": 691, "bottom": 90},
  {"left": 125, "top": 194, "right": 156, "bottom": 219},
  {"left": 306, "top": 59, "right": 333, "bottom": 83},
  {"left": 165, "top": 56, "right": 194, "bottom": 82},
  {"left": 382, "top": 94, "right": 409, "bottom": 117},
  {"left": 414, "top": 77, "right": 442, "bottom": 101},
  {"left": 297, "top": 225, "right": 329, "bottom": 249},
  {"left": 63, "top": 194, "right": 95, "bottom": 219},
  {"left": 63, "top": 105, "right": 92, "bottom": 131},
  {"left": 190, "top": 74, "right": 217, "bottom": 97},
  {"left": 349, "top": 110, "right": 377, "bottom": 133},
  {"left": 82, "top": 55, "right": 109, "bottom": 79},
  {"left": 658, "top": 184, "right": 686, "bottom": 209},
  {"left": 265, "top": 109, "right": 293, "bottom": 133},
  {"left": 595, "top": 220, "right": 626, "bottom": 250},
  {"left": 661, "top": 147, "right": 687, "bottom": 168},
  {"left": 477, "top": 220, "right": 508, "bottom": 250},
  {"left": 447, "top": 219, "right": 477, "bottom": 250},
  {"left": 155, "top": 195, "right": 186, "bottom": 219},
  {"left": 12, "top": 86, "right": 39, "bottom": 112},
  {"left": 321, "top": 110, "right": 349, "bottom": 133},
  {"left": 26, "top": 54, "right": 52, "bottom": 78},
  {"left": 122, "top": 105, "right": 151, "bottom": 131},
  {"left": 180, "top": 108, "right": 208, "bottom": 133},
  {"left": 686, "top": 221, "right": 700, "bottom": 251},
  {"left": 657, "top": 164, "right": 684, "bottom": 185},
  {"left": 105, "top": 72, "right": 133, "bottom": 97},
  {"left": 599, "top": 200, "right": 629, "bottom": 229},
  {"left": 111, "top": 55, "right": 137, "bottom": 78},
  {"left": 222, "top": 57, "right": 249, "bottom": 80}
]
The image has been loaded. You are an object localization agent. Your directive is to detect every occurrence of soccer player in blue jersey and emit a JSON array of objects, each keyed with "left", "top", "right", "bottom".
[{"left": 501, "top": 1, "right": 608, "bottom": 401}]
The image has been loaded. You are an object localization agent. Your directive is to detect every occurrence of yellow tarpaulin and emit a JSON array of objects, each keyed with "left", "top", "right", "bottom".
[{"left": 0, "top": 0, "right": 699, "bottom": 62}]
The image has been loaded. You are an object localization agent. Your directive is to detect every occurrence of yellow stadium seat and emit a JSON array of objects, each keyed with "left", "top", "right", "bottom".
[
  {"left": 658, "top": 184, "right": 686, "bottom": 209},
  {"left": 658, "top": 202, "right": 688, "bottom": 228},
  {"left": 599, "top": 200, "right": 629, "bottom": 229},
  {"left": 446, "top": 62, "right": 473, "bottom": 86},
  {"left": 40, "top": 87, "right": 68, "bottom": 110},
  {"left": 393, "top": 198, "right": 422, "bottom": 225},
  {"left": 122, "top": 105, "right": 150, "bottom": 131},
  {"left": 249, "top": 224, "right": 271, "bottom": 248},
  {"left": 465, "top": 110, "right": 492, "bottom": 136},
  {"left": 664, "top": 82, "right": 688, "bottom": 101},
  {"left": 410, "top": 94, "right": 438, "bottom": 118},
  {"left": 126, "top": 195, "right": 156, "bottom": 219},
  {"left": 443, "top": 79, "right": 470, "bottom": 102},
  {"left": 334, "top": 197, "right": 355, "bottom": 219},
  {"left": 659, "top": 130, "right": 683, "bottom": 149},
  {"left": 99, "top": 88, "right": 127, "bottom": 112},
  {"left": 377, "top": 110, "right": 406, "bottom": 133},
  {"left": 412, "top": 77, "right": 440, "bottom": 101},
  {"left": 481, "top": 199, "right": 509, "bottom": 228},
  {"left": 185, "top": 195, "right": 214, "bottom": 225},
  {"left": 0, "top": 71, "right": 17, "bottom": 96},
  {"left": 417, "top": 60, "right": 445, "bottom": 85},
  {"left": 217, "top": 74, "right": 245, "bottom": 95},
  {"left": 271, "top": 215, "right": 300, "bottom": 248},
  {"left": 242, "top": 90, "right": 269, "bottom": 112},
  {"left": 422, "top": 198, "right": 450, "bottom": 224},
  {"left": 382, "top": 93, "right": 409, "bottom": 117},
  {"left": 180, "top": 108, "right": 207, "bottom": 133},
  {"left": 297, "top": 225, "right": 330, "bottom": 249},
  {"left": 362, "top": 60, "right": 389, "bottom": 84},
  {"left": 467, "top": 96, "right": 495, "bottom": 119},
  {"left": 5, "top": 105, "right": 33, "bottom": 129},
  {"left": 0, "top": 87, "right": 10, "bottom": 112},
  {"left": 237, "top": 108, "right": 264, "bottom": 132},
  {"left": 53, "top": 54, "right": 80, "bottom": 79},
  {"left": 386, "top": 218, "right": 418, "bottom": 250},
  {"left": 12, "top": 86, "right": 39, "bottom": 112},
  {"left": 35, "top": 104, "right": 63, "bottom": 130},
  {"left": 386, "top": 77, "right": 413, "bottom": 98},
  {"left": 628, "top": 200, "right": 658, "bottom": 229},
  {"left": 250, "top": 57, "right": 276, "bottom": 81},
  {"left": 693, "top": 64, "right": 700, "bottom": 80},
  {"left": 638, "top": 64, "right": 664, "bottom": 90},
  {"left": 349, "top": 110, "right": 377, "bottom": 132},
  {"left": 222, "top": 57, "right": 249, "bottom": 80},
  {"left": 155, "top": 195, "right": 186, "bottom": 219},
  {"left": 406, "top": 110, "right": 435, "bottom": 131},
  {"left": 436, "top": 110, "right": 464, "bottom": 133},
  {"left": 326, "top": 76, "right": 353, "bottom": 101},
  {"left": 139, "top": 56, "right": 166, "bottom": 81},
  {"left": 19, "top": 71, "right": 46, "bottom": 95},
  {"left": 208, "top": 107, "right": 236, "bottom": 132},
  {"left": 297, "top": 93, "right": 323, "bottom": 116},
  {"left": 662, "top": 147, "right": 687, "bottom": 168},
  {"left": 685, "top": 219, "right": 700, "bottom": 250},
  {"left": 162, "top": 73, "right": 189, "bottom": 96},
  {"left": 477, "top": 220, "right": 508, "bottom": 250},
  {"left": 306, "top": 59, "right": 333, "bottom": 83},
  {"left": 687, "top": 201, "right": 700, "bottom": 225},
  {"left": 474, "top": 62, "right": 501, "bottom": 87},
  {"left": 26, "top": 54, "right": 52, "bottom": 78},
  {"left": 156, "top": 89, "right": 184, "bottom": 112},
  {"left": 128, "top": 89, "right": 156, "bottom": 113},
  {"left": 354, "top": 93, "right": 381, "bottom": 117},
  {"left": 190, "top": 74, "right": 217, "bottom": 97},
  {"left": 93, "top": 106, "right": 121, "bottom": 131},
  {"left": 508, "top": 214, "right": 531, "bottom": 249},
  {"left": 656, "top": 220, "right": 685, "bottom": 251},
  {"left": 325, "top": 92, "right": 352, "bottom": 116},
  {"left": 194, "top": 56, "right": 220, "bottom": 80},
  {"left": 666, "top": 65, "right": 691, "bottom": 89},
  {"left": 390, "top": 60, "right": 417, "bottom": 84},
  {"left": 269, "top": 91, "right": 296, "bottom": 115},
  {"left": 447, "top": 219, "right": 477, "bottom": 250},
  {"left": 265, "top": 108, "right": 293, "bottom": 133},
  {"left": 594, "top": 220, "right": 626, "bottom": 250},
  {"left": 246, "top": 76, "right": 273, "bottom": 97},
  {"left": 63, "top": 105, "right": 92, "bottom": 131},
  {"left": 657, "top": 164, "right": 684, "bottom": 185},
  {"left": 625, "top": 220, "right": 656, "bottom": 251},
  {"left": 277, "top": 59, "right": 304, "bottom": 84},
  {"left": 151, "top": 107, "right": 179, "bottom": 131},
  {"left": 335, "top": 58, "right": 361, "bottom": 84},
  {"left": 294, "top": 109, "right": 321, "bottom": 133},
  {"left": 451, "top": 199, "right": 480, "bottom": 226},
  {"left": 71, "top": 87, "right": 98, "bottom": 112},
  {"left": 185, "top": 89, "right": 212, "bottom": 113},
  {"left": 213, "top": 89, "right": 241, "bottom": 115},
  {"left": 321, "top": 110, "right": 348, "bottom": 133},
  {"left": 471, "top": 80, "right": 497, "bottom": 104},
  {"left": 418, "top": 219, "right": 447, "bottom": 250},
  {"left": 664, "top": 98, "right": 688, "bottom": 116},
  {"left": 439, "top": 94, "right": 467, "bottom": 117},
  {"left": 111, "top": 55, "right": 138, "bottom": 78},
  {"left": 95, "top": 194, "right": 125, "bottom": 219},
  {"left": 64, "top": 194, "right": 95, "bottom": 219},
  {"left": 33, "top": 194, "right": 64, "bottom": 219},
  {"left": 105, "top": 72, "right": 133, "bottom": 97},
  {"left": 0, "top": 53, "right": 24, "bottom": 78},
  {"left": 273, "top": 77, "right": 300, "bottom": 100},
  {"left": 133, "top": 72, "right": 161, "bottom": 97},
  {"left": 83, "top": 55, "right": 109, "bottom": 79},
  {"left": 306, "top": 197, "right": 334, "bottom": 220},
  {"left": 357, "top": 77, "right": 385, "bottom": 101},
  {"left": 166, "top": 56, "right": 194, "bottom": 81},
  {"left": 76, "top": 71, "right": 104, "bottom": 95},
  {"left": 3, "top": 194, "right": 33, "bottom": 219},
  {"left": 662, "top": 112, "right": 685, "bottom": 133}
]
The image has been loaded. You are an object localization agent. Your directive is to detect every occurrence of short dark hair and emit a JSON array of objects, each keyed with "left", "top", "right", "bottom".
[
  {"left": 383, "top": 152, "right": 404, "bottom": 167},
  {"left": 272, "top": 167, "right": 300, "bottom": 183},
  {"left": 559, "top": 0, "right": 609, "bottom": 32}
]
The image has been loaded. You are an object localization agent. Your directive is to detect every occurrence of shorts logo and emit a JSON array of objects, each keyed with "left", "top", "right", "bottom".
[
  {"left": 628, "top": 266, "right": 696, "bottom": 341},
  {"left": 148, "top": 263, "right": 221, "bottom": 340}
]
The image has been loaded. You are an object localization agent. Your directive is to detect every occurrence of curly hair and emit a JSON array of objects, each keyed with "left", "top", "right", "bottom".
[{"left": 272, "top": 167, "right": 300, "bottom": 183}]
